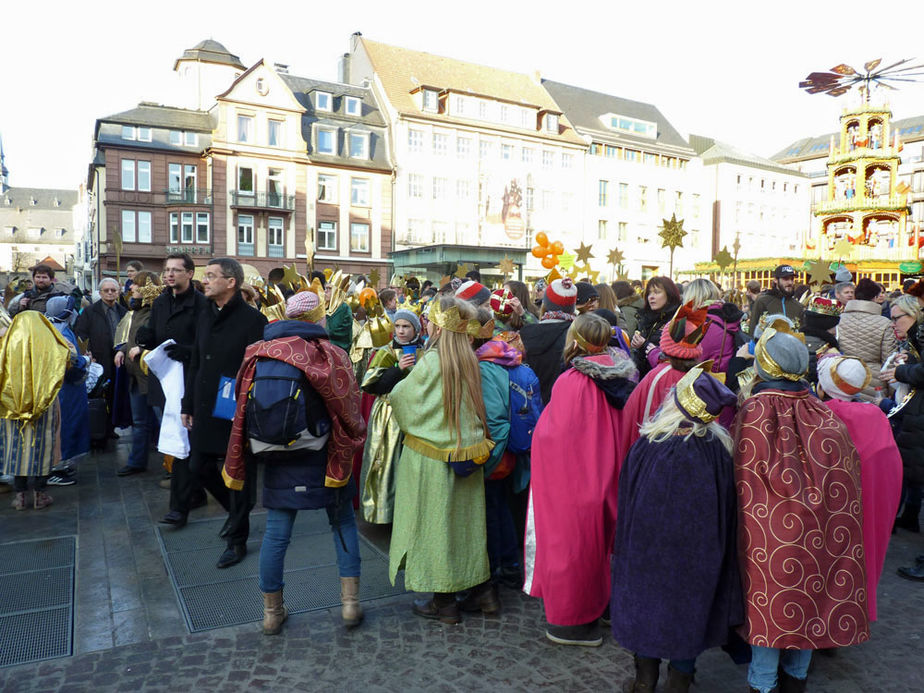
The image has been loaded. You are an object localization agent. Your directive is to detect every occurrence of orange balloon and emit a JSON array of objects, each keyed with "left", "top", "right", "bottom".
[
  {"left": 551, "top": 241, "right": 564, "bottom": 255},
  {"left": 535, "top": 231, "right": 549, "bottom": 247},
  {"left": 531, "top": 246, "right": 547, "bottom": 259},
  {"left": 541, "top": 255, "right": 557, "bottom": 269},
  {"left": 359, "top": 287, "right": 378, "bottom": 306}
]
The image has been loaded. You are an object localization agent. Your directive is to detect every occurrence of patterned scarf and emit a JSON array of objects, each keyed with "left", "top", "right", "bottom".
[{"left": 540, "top": 311, "right": 576, "bottom": 323}]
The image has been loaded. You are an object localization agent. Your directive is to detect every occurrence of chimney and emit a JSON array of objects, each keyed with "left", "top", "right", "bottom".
[
  {"left": 274, "top": 63, "right": 289, "bottom": 74},
  {"left": 338, "top": 53, "right": 351, "bottom": 84}
]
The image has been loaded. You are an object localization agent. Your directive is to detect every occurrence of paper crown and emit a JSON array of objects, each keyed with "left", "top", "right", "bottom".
[
  {"left": 660, "top": 302, "right": 710, "bottom": 359},
  {"left": 428, "top": 298, "right": 494, "bottom": 338},
  {"left": 806, "top": 295, "right": 844, "bottom": 316},
  {"left": 674, "top": 362, "right": 737, "bottom": 424},
  {"left": 754, "top": 318, "right": 808, "bottom": 382}
]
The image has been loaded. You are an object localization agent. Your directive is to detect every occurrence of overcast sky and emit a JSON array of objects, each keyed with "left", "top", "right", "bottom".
[{"left": 4, "top": 0, "right": 924, "bottom": 190}]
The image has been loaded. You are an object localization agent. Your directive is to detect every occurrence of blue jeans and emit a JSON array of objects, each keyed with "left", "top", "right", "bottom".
[
  {"left": 259, "top": 503, "right": 361, "bottom": 593},
  {"left": 747, "top": 646, "right": 811, "bottom": 692},
  {"left": 128, "top": 384, "right": 158, "bottom": 470}
]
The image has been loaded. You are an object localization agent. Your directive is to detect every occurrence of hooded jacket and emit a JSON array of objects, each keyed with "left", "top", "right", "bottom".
[
  {"left": 748, "top": 287, "right": 804, "bottom": 335},
  {"left": 520, "top": 319, "right": 571, "bottom": 405}
]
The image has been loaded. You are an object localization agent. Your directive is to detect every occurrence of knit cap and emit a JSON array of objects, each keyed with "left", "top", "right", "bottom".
[
  {"left": 392, "top": 309, "right": 421, "bottom": 336},
  {"left": 455, "top": 280, "right": 491, "bottom": 305},
  {"left": 754, "top": 321, "right": 809, "bottom": 382},
  {"left": 575, "top": 282, "right": 599, "bottom": 306},
  {"left": 659, "top": 302, "right": 710, "bottom": 360},
  {"left": 285, "top": 291, "right": 323, "bottom": 322},
  {"left": 542, "top": 278, "right": 577, "bottom": 313},
  {"left": 834, "top": 264, "right": 853, "bottom": 283}
]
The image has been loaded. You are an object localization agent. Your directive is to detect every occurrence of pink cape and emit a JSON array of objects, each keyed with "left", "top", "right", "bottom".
[
  {"left": 619, "top": 362, "right": 684, "bottom": 454},
  {"left": 524, "top": 357, "right": 627, "bottom": 625},
  {"left": 824, "top": 399, "right": 903, "bottom": 621}
]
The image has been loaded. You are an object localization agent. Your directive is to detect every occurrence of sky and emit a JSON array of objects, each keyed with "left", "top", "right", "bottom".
[{"left": 4, "top": 0, "right": 924, "bottom": 190}]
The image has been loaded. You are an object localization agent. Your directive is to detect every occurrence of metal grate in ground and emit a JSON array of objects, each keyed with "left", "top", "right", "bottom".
[
  {"left": 0, "top": 537, "right": 76, "bottom": 668},
  {"left": 156, "top": 511, "right": 405, "bottom": 632}
]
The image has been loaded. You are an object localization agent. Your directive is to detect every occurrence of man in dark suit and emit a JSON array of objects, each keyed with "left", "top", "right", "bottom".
[{"left": 182, "top": 257, "right": 267, "bottom": 568}]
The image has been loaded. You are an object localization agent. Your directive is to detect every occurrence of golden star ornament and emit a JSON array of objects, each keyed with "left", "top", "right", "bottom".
[
  {"left": 575, "top": 242, "right": 595, "bottom": 265},
  {"left": 833, "top": 237, "right": 854, "bottom": 258},
  {"left": 454, "top": 262, "right": 471, "bottom": 279},
  {"left": 659, "top": 214, "right": 687, "bottom": 251},
  {"left": 805, "top": 259, "right": 833, "bottom": 286},
  {"left": 607, "top": 248, "right": 625, "bottom": 266},
  {"left": 714, "top": 246, "right": 734, "bottom": 272},
  {"left": 498, "top": 256, "right": 515, "bottom": 277}
]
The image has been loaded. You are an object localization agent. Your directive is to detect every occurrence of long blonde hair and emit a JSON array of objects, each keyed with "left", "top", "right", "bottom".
[
  {"left": 682, "top": 278, "right": 721, "bottom": 309},
  {"left": 427, "top": 297, "right": 487, "bottom": 450},
  {"left": 639, "top": 394, "right": 734, "bottom": 454}
]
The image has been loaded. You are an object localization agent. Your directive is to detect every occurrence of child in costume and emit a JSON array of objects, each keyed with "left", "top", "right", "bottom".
[
  {"left": 612, "top": 366, "right": 742, "bottom": 692},
  {"left": 524, "top": 312, "right": 636, "bottom": 647},
  {"left": 359, "top": 309, "right": 425, "bottom": 524},
  {"left": 388, "top": 297, "right": 495, "bottom": 624}
]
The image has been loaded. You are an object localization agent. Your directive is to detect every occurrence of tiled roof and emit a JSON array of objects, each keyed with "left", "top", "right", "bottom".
[
  {"left": 174, "top": 39, "right": 244, "bottom": 70},
  {"left": 1, "top": 186, "right": 78, "bottom": 208},
  {"left": 280, "top": 75, "right": 387, "bottom": 127},
  {"left": 541, "top": 80, "right": 693, "bottom": 153},
  {"left": 772, "top": 113, "right": 924, "bottom": 162},
  {"left": 358, "top": 37, "right": 585, "bottom": 145},
  {"left": 99, "top": 103, "right": 213, "bottom": 131},
  {"left": 690, "top": 135, "right": 807, "bottom": 177}
]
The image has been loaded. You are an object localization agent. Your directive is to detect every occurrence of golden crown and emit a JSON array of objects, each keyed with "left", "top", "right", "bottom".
[{"left": 428, "top": 298, "right": 494, "bottom": 338}]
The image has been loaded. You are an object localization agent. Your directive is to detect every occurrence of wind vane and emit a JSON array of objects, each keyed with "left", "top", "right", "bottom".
[{"left": 800, "top": 58, "right": 924, "bottom": 101}]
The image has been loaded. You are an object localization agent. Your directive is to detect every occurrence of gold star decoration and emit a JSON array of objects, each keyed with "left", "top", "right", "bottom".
[
  {"left": 576, "top": 263, "right": 600, "bottom": 283},
  {"left": 714, "top": 246, "right": 734, "bottom": 272},
  {"left": 659, "top": 214, "right": 687, "bottom": 251},
  {"left": 281, "top": 263, "right": 302, "bottom": 289},
  {"left": 805, "top": 259, "right": 833, "bottom": 287},
  {"left": 369, "top": 268, "right": 380, "bottom": 287},
  {"left": 454, "top": 262, "right": 471, "bottom": 279},
  {"left": 439, "top": 275, "right": 452, "bottom": 288},
  {"left": 607, "top": 248, "right": 625, "bottom": 266},
  {"left": 498, "top": 256, "right": 515, "bottom": 277},
  {"left": 833, "top": 237, "right": 854, "bottom": 258},
  {"left": 575, "top": 242, "right": 595, "bottom": 265}
]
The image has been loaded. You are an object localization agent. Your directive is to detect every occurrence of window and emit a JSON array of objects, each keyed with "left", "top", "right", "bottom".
[
  {"left": 170, "top": 131, "right": 182, "bottom": 146},
  {"left": 121, "top": 160, "right": 135, "bottom": 190},
  {"left": 526, "top": 187, "right": 534, "bottom": 211},
  {"left": 196, "top": 212, "right": 209, "bottom": 243},
  {"left": 542, "top": 151, "right": 554, "bottom": 168},
  {"left": 351, "top": 178, "right": 370, "bottom": 206},
  {"left": 479, "top": 140, "right": 493, "bottom": 159},
  {"left": 432, "top": 177, "right": 448, "bottom": 200},
  {"left": 238, "top": 166, "right": 254, "bottom": 194},
  {"left": 543, "top": 113, "right": 559, "bottom": 133},
  {"left": 138, "top": 211, "right": 152, "bottom": 243},
  {"left": 407, "top": 218, "right": 427, "bottom": 244},
  {"left": 598, "top": 220, "right": 608, "bottom": 240},
  {"left": 618, "top": 222, "right": 628, "bottom": 242},
  {"left": 268, "top": 217, "right": 284, "bottom": 257},
  {"left": 457, "top": 137, "right": 473, "bottom": 158},
  {"left": 562, "top": 152, "right": 574, "bottom": 168},
  {"left": 644, "top": 153, "right": 657, "bottom": 166},
  {"left": 452, "top": 95, "right": 465, "bottom": 115},
  {"left": 168, "top": 163, "right": 182, "bottom": 194},
  {"left": 181, "top": 212, "right": 194, "bottom": 243},
  {"left": 267, "top": 168, "right": 284, "bottom": 206},
  {"left": 121, "top": 126, "right": 136, "bottom": 140},
  {"left": 138, "top": 127, "right": 152, "bottom": 142},
  {"left": 675, "top": 191, "right": 683, "bottom": 216},
  {"left": 658, "top": 188, "right": 666, "bottom": 213},
  {"left": 598, "top": 180, "right": 609, "bottom": 206},
  {"left": 433, "top": 221, "right": 450, "bottom": 243},
  {"left": 432, "top": 133, "right": 448, "bottom": 155},
  {"left": 619, "top": 183, "right": 629, "bottom": 209},
  {"left": 625, "top": 149, "right": 638, "bottom": 162},
  {"left": 268, "top": 120, "right": 283, "bottom": 147},
  {"left": 344, "top": 96, "right": 361, "bottom": 116},
  {"left": 607, "top": 113, "right": 657, "bottom": 139},
  {"left": 318, "top": 174, "right": 337, "bottom": 203},
  {"left": 590, "top": 143, "right": 601, "bottom": 156},
  {"left": 605, "top": 145, "right": 618, "bottom": 158},
  {"left": 692, "top": 194, "right": 701, "bottom": 218},
  {"left": 541, "top": 190, "right": 553, "bottom": 211},
  {"left": 237, "top": 215, "right": 254, "bottom": 255},
  {"left": 456, "top": 179, "right": 472, "bottom": 198},
  {"left": 408, "top": 174, "right": 424, "bottom": 198},
  {"left": 238, "top": 115, "right": 253, "bottom": 142},
  {"left": 639, "top": 185, "right": 648, "bottom": 211},
  {"left": 137, "top": 161, "right": 151, "bottom": 192},
  {"left": 184, "top": 165, "right": 197, "bottom": 200},
  {"left": 422, "top": 89, "right": 439, "bottom": 112},
  {"left": 478, "top": 101, "right": 488, "bottom": 120},
  {"left": 316, "top": 92, "right": 332, "bottom": 111},
  {"left": 408, "top": 129, "right": 424, "bottom": 152},
  {"left": 501, "top": 144, "right": 513, "bottom": 160},
  {"left": 349, "top": 132, "right": 369, "bottom": 159},
  {"left": 500, "top": 105, "right": 510, "bottom": 122},
  {"left": 316, "top": 127, "right": 336, "bottom": 155},
  {"left": 169, "top": 213, "right": 178, "bottom": 243},
  {"left": 521, "top": 148, "right": 534, "bottom": 164},
  {"left": 121, "top": 210, "right": 136, "bottom": 242},
  {"left": 317, "top": 221, "right": 337, "bottom": 251},
  {"left": 184, "top": 131, "right": 197, "bottom": 147},
  {"left": 350, "top": 222, "right": 370, "bottom": 252}
]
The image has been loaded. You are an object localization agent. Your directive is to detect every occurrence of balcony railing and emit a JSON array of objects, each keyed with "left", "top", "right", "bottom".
[
  {"left": 230, "top": 191, "right": 295, "bottom": 211},
  {"left": 165, "top": 189, "right": 212, "bottom": 205},
  {"left": 814, "top": 194, "right": 908, "bottom": 215}
]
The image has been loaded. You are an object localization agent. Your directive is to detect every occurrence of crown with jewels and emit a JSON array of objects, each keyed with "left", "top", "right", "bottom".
[{"left": 806, "top": 295, "right": 844, "bottom": 317}]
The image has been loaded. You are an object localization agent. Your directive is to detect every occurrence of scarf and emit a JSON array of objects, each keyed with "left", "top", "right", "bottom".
[
  {"left": 476, "top": 337, "right": 523, "bottom": 367},
  {"left": 540, "top": 311, "right": 576, "bottom": 323}
]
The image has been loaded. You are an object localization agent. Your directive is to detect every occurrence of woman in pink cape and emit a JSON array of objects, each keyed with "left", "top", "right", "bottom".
[
  {"left": 817, "top": 356, "right": 903, "bottom": 620},
  {"left": 524, "top": 313, "right": 636, "bottom": 646}
]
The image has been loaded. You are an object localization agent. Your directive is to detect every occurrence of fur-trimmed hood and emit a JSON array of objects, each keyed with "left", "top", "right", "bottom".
[{"left": 570, "top": 351, "right": 637, "bottom": 409}]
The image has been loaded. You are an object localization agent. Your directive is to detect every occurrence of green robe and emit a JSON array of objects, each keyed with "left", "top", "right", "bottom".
[{"left": 388, "top": 349, "right": 491, "bottom": 592}]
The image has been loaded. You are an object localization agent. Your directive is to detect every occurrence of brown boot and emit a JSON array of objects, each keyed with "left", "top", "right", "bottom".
[
  {"left": 262, "top": 590, "right": 288, "bottom": 635},
  {"left": 412, "top": 592, "right": 460, "bottom": 624},
  {"left": 458, "top": 581, "right": 501, "bottom": 614},
  {"left": 340, "top": 576, "right": 364, "bottom": 627},
  {"left": 622, "top": 655, "right": 660, "bottom": 692},
  {"left": 663, "top": 664, "right": 693, "bottom": 692}
]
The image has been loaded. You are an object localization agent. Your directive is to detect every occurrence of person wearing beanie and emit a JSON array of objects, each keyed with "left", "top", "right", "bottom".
[
  {"left": 574, "top": 282, "right": 599, "bottom": 314},
  {"left": 525, "top": 313, "right": 636, "bottom": 647},
  {"left": 285, "top": 290, "right": 325, "bottom": 324},
  {"left": 734, "top": 320, "right": 868, "bottom": 693},
  {"left": 838, "top": 277, "right": 896, "bottom": 400},
  {"left": 801, "top": 295, "right": 843, "bottom": 384},
  {"left": 521, "top": 278, "right": 578, "bottom": 404},
  {"left": 748, "top": 265, "right": 804, "bottom": 337},
  {"left": 359, "top": 308, "right": 425, "bottom": 524},
  {"left": 612, "top": 366, "right": 741, "bottom": 692},
  {"left": 834, "top": 264, "right": 853, "bottom": 283},
  {"left": 455, "top": 280, "right": 491, "bottom": 306}
]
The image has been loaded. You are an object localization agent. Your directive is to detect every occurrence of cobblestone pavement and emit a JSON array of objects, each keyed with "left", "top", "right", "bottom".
[{"left": 1, "top": 439, "right": 922, "bottom": 691}]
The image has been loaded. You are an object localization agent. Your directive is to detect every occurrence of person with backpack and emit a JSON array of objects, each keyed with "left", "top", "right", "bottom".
[
  {"left": 524, "top": 312, "right": 636, "bottom": 647},
  {"left": 359, "top": 309, "right": 425, "bottom": 524},
  {"left": 520, "top": 277, "right": 578, "bottom": 404},
  {"left": 222, "top": 289, "right": 367, "bottom": 634}
]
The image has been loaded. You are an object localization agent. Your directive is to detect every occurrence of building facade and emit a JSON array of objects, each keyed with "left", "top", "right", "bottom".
[{"left": 1, "top": 186, "right": 79, "bottom": 282}]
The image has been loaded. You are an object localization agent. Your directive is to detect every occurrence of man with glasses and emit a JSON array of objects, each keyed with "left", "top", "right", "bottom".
[
  {"left": 181, "top": 258, "right": 266, "bottom": 568},
  {"left": 137, "top": 253, "right": 207, "bottom": 515}
]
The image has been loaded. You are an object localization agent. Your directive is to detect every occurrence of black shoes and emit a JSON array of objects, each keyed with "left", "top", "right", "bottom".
[
  {"left": 116, "top": 465, "right": 145, "bottom": 477},
  {"left": 457, "top": 582, "right": 501, "bottom": 614},
  {"left": 545, "top": 622, "right": 603, "bottom": 647},
  {"left": 897, "top": 554, "right": 924, "bottom": 581},
  {"left": 216, "top": 544, "right": 247, "bottom": 569},
  {"left": 159, "top": 510, "right": 188, "bottom": 529}
]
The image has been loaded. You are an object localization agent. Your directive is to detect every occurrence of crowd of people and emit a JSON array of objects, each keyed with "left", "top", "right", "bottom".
[{"left": 2, "top": 255, "right": 923, "bottom": 692}]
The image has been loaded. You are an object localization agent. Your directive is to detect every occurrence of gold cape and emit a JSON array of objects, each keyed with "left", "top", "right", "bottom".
[{"left": 0, "top": 312, "right": 72, "bottom": 422}]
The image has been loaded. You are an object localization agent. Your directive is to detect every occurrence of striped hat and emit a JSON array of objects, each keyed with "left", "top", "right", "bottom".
[
  {"left": 542, "top": 278, "right": 577, "bottom": 313},
  {"left": 455, "top": 280, "right": 491, "bottom": 305}
]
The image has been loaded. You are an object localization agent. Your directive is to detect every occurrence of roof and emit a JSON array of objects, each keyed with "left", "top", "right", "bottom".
[
  {"left": 98, "top": 103, "right": 213, "bottom": 131},
  {"left": 280, "top": 75, "right": 387, "bottom": 127},
  {"left": 174, "top": 39, "right": 244, "bottom": 70},
  {"left": 772, "top": 113, "right": 924, "bottom": 162},
  {"left": 541, "top": 79, "right": 693, "bottom": 153},
  {"left": 357, "top": 37, "right": 585, "bottom": 145},
  {"left": 1, "top": 186, "right": 78, "bottom": 208},
  {"left": 690, "top": 135, "right": 808, "bottom": 177}
]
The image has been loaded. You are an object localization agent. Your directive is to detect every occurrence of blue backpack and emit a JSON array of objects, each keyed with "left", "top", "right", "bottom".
[{"left": 506, "top": 363, "right": 543, "bottom": 454}]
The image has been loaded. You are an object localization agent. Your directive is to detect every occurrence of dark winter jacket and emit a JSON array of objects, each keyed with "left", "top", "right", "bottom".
[
  {"left": 74, "top": 299, "right": 127, "bottom": 387},
  {"left": 748, "top": 287, "right": 804, "bottom": 335},
  {"left": 616, "top": 294, "right": 645, "bottom": 336},
  {"left": 633, "top": 302, "right": 679, "bottom": 376},
  {"left": 120, "top": 303, "right": 153, "bottom": 394},
  {"left": 182, "top": 291, "right": 267, "bottom": 455},
  {"left": 8, "top": 281, "right": 73, "bottom": 316},
  {"left": 893, "top": 350, "right": 924, "bottom": 486},
  {"left": 136, "top": 283, "right": 208, "bottom": 408},
  {"left": 521, "top": 319, "right": 572, "bottom": 405}
]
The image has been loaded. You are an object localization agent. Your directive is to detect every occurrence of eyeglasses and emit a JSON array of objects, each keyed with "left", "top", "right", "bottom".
[
  {"left": 891, "top": 313, "right": 911, "bottom": 321},
  {"left": 204, "top": 273, "right": 230, "bottom": 281}
]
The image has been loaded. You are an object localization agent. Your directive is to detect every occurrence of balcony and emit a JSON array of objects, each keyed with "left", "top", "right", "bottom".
[
  {"left": 165, "top": 189, "right": 212, "bottom": 205},
  {"left": 814, "top": 194, "right": 908, "bottom": 215},
  {"left": 230, "top": 191, "right": 295, "bottom": 211}
]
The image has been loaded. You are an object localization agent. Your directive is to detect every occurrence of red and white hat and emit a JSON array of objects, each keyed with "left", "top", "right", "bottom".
[
  {"left": 542, "top": 278, "right": 577, "bottom": 313},
  {"left": 455, "top": 280, "right": 491, "bottom": 305},
  {"left": 489, "top": 288, "right": 514, "bottom": 318}
]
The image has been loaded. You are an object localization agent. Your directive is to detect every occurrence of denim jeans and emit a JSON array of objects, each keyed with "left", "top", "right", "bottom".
[
  {"left": 259, "top": 502, "right": 361, "bottom": 593},
  {"left": 747, "top": 646, "right": 811, "bottom": 692},
  {"left": 128, "top": 384, "right": 158, "bottom": 470}
]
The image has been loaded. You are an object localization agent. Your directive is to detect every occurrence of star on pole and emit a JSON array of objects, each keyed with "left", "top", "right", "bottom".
[
  {"left": 369, "top": 268, "right": 381, "bottom": 287},
  {"left": 714, "top": 246, "right": 734, "bottom": 272},
  {"left": 575, "top": 242, "right": 595, "bottom": 265},
  {"left": 805, "top": 259, "right": 833, "bottom": 287},
  {"left": 659, "top": 214, "right": 687, "bottom": 251},
  {"left": 833, "top": 237, "right": 854, "bottom": 259},
  {"left": 281, "top": 263, "right": 302, "bottom": 290},
  {"left": 498, "top": 256, "right": 515, "bottom": 277},
  {"left": 454, "top": 262, "right": 471, "bottom": 279},
  {"left": 607, "top": 248, "right": 625, "bottom": 266}
]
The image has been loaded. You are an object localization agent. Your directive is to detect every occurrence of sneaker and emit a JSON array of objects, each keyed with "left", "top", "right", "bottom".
[
  {"left": 11, "top": 492, "right": 28, "bottom": 510},
  {"left": 33, "top": 491, "right": 53, "bottom": 510},
  {"left": 545, "top": 622, "right": 603, "bottom": 647},
  {"left": 47, "top": 473, "right": 76, "bottom": 486}
]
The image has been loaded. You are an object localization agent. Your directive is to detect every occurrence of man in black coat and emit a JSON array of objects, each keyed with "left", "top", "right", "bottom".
[
  {"left": 74, "top": 277, "right": 127, "bottom": 437},
  {"left": 136, "top": 253, "right": 207, "bottom": 512},
  {"left": 181, "top": 257, "right": 267, "bottom": 568}
]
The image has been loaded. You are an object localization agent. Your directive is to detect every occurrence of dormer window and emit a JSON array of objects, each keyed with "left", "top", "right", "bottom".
[
  {"left": 543, "top": 113, "right": 559, "bottom": 134},
  {"left": 316, "top": 92, "right": 332, "bottom": 112},
  {"left": 121, "top": 126, "right": 136, "bottom": 141},
  {"left": 422, "top": 89, "right": 439, "bottom": 113},
  {"left": 345, "top": 96, "right": 361, "bottom": 116},
  {"left": 316, "top": 125, "right": 338, "bottom": 155},
  {"left": 138, "top": 127, "right": 152, "bottom": 142},
  {"left": 348, "top": 132, "right": 370, "bottom": 159}
]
